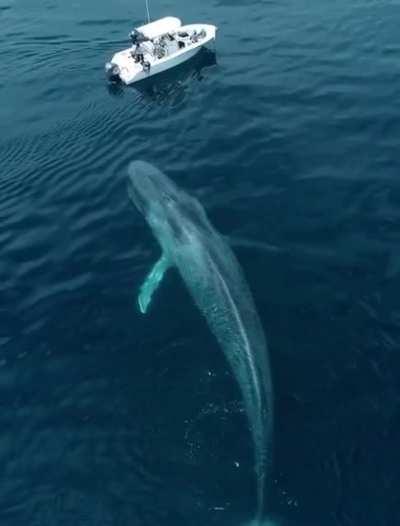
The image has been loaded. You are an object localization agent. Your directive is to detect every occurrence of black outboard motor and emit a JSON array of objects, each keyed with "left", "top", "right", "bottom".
[{"left": 105, "top": 62, "right": 121, "bottom": 82}]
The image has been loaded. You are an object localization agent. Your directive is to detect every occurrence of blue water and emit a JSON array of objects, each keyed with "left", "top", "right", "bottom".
[{"left": 1, "top": 0, "right": 399, "bottom": 525}]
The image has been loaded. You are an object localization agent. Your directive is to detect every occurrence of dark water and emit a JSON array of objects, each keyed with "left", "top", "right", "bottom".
[{"left": 1, "top": 0, "right": 400, "bottom": 525}]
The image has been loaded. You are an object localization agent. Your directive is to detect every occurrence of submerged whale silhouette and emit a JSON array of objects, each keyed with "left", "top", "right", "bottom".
[{"left": 127, "top": 161, "right": 273, "bottom": 523}]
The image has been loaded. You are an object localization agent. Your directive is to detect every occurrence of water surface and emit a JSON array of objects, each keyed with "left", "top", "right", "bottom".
[{"left": 1, "top": 1, "right": 399, "bottom": 525}]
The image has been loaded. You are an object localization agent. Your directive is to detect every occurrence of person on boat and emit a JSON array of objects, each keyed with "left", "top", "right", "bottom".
[
  {"left": 131, "top": 47, "right": 143, "bottom": 63},
  {"left": 129, "top": 30, "right": 151, "bottom": 63},
  {"left": 130, "top": 40, "right": 145, "bottom": 63}
]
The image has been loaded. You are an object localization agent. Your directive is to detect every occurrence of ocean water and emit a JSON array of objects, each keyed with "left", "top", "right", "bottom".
[{"left": 1, "top": 0, "right": 399, "bottom": 525}]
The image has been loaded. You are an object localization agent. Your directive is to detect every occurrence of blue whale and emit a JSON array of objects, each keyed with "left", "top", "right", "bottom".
[{"left": 128, "top": 161, "right": 273, "bottom": 523}]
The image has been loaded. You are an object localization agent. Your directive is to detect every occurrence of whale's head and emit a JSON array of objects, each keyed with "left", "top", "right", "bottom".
[
  {"left": 128, "top": 161, "right": 210, "bottom": 249},
  {"left": 127, "top": 161, "right": 180, "bottom": 218}
]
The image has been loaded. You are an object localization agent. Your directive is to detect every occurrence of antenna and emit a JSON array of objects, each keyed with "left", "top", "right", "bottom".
[{"left": 145, "top": 0, "right": 151, "bottom": 23}]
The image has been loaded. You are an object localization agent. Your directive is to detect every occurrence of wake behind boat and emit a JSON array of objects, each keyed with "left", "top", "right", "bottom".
[{"left": 105, "top": 16, "right": 217, "bottom": 85}]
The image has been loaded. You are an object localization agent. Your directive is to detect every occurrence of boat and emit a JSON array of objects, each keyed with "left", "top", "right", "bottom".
[{"left": 105, "top": 16, "right": 217, "bottom": 85}]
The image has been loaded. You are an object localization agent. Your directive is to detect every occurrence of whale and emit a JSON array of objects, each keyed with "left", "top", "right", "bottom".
[{"left": 127, "top": 161, "right": 273, "bottom": 523}]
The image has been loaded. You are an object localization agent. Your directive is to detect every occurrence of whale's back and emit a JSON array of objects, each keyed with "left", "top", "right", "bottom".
[{"left": 173, "top": 223, "right": 273, "bottom": 518}]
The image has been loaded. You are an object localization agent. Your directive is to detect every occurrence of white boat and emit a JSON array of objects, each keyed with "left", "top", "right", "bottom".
[{"left": 105, "top": 16, "right": 217, "bottom": 85}]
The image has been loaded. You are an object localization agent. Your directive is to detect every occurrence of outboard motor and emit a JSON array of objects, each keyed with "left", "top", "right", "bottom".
[{"left": 105, "top": 62, "right": 121, "bottom": 82}]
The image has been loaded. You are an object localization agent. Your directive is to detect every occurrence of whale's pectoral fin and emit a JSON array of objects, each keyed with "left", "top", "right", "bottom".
[{"left": 138, "top": 254, "right": 171, "bottom": 314}]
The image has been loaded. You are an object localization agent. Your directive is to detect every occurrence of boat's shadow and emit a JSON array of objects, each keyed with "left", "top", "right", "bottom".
[{"left": 107, "top": 48, "right": 217, "bottom": 104}]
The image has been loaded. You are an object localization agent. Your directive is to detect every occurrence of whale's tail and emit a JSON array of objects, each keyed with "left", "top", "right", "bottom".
[
  {"left": 253, "top": 414, "right": 272, "bottom": 525},
  {"left": 245, "top": 516, "right": 305, "bottom": 526},
  {"left": 255, "top": 471, "right": 266, "bottom": 524},
  {"left": 245, "top": 521, "right": 283, "bottom": 526}
]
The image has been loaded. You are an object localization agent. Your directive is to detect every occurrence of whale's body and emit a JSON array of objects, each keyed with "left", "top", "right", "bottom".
[{"left": 128, "top": 161, "right": 273, "bottom": 522}]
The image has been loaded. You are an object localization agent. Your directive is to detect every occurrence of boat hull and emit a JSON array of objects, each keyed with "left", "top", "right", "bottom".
[
  {"left": 107, "top": 23, "right": 217, "bottom": 86},
  {"left": 123, "top": 45, "right": 201, "bottom": 85}
]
